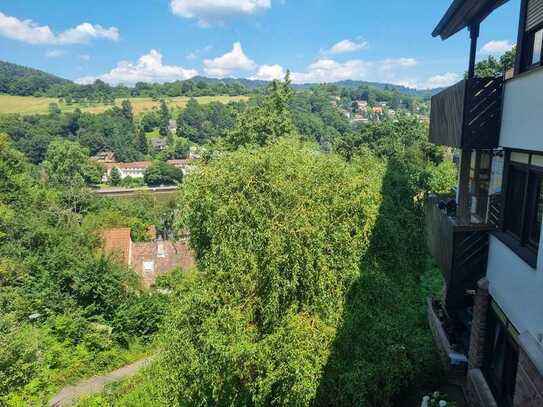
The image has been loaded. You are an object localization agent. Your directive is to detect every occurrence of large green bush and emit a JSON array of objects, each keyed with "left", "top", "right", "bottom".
[{"left": 144, "top": 137, "right": 433, "bottom": 406}]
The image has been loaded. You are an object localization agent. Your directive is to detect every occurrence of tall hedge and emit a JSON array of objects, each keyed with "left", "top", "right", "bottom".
[{"left": 146, "top": 137, "right": 434, "bottom": 406}]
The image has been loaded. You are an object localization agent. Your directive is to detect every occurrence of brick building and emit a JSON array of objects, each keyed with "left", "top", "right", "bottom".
[
  {"left": 426, "top": 1, "right": 543, "bottom": 406},
  {"left": 102, "top": 227, "right": 194, "bottom": 288}
]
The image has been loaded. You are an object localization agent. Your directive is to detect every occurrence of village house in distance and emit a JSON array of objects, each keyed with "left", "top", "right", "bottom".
[
  {"left": 102, "top": 226, "right": 194, "bottom": 288},
  {"left": 91, "top": 150, "right": 196, "bottom": 181},
  {"left": 426, "top": 0, "right": 543, "bottom": 406}
]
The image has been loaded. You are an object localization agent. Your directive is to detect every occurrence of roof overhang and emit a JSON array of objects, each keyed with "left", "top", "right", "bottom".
[{"left": 432, "top": 0, "right": 510, "bottom": 40}]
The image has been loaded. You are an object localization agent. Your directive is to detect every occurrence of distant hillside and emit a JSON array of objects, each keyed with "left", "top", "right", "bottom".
[
  {"left": 0, "top": 59, "right": 440, "bottom": 100},
  {"left": 190, "top": 75, "right": 269, "bottom": 90},
  {"left": 0, "top": 60, "right": 70, "bottom": 96},
  {"left": 191, "top": 76, "right": 440, "bottom": 97},
  {"left": 327, "top": 80, "right": 442, "bottom": 97}
]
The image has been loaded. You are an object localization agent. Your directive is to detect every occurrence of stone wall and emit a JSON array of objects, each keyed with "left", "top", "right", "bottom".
[
  {"left": 468, "top": 278, "right": 491, "bottom": 370},
  {"left": 514, "top": 333, "right": 543, "bottom": 407},
  {"left": 464, "top": 278, "right": 499, "bottom": 407}
]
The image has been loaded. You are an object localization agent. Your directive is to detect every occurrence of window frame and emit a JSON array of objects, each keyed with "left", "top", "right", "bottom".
[
  {"left": 495, "top": 150, "right": 543, "bottom": 268},
  {"left": 468, "top": 150, "right": 493, "bottom": 223},
  {"left": 521, "top": 22, "right": 543, "bottom": 72},
  {"left": 483, "top": 300, "right": 520, "bottom": 407}
]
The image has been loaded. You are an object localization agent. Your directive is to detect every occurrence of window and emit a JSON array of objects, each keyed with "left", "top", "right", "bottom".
[
  {"left": 143, "top": 261, "right": 154, "bottom": 273},
  {"left": 526, "top": 174, "right": 543, "bottom": 249},
  {"left": 532, "top": 29, "right": 543, "bottom": 65},
  {"left": 503, "top": 152, "right": 543, "bottom": 253},
  {"left": 483, "top": 301, "right": 519, "bottom": 407},
  {"left": 522, "top": 27, "right": 543, "bottom": 71},
  {"left": 504, "top": 166, "right": 527, "bottom": 238},
  {"left": 469, "top": 150, "right": 492, "bottom": 222}
]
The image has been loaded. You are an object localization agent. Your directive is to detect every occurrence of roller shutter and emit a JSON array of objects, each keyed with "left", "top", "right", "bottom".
[{"left": 526, "top": 0, "right": 543, "bottom": 31}]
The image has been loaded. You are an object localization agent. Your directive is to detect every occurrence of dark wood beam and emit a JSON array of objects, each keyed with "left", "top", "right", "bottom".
[
  {"left": 433, "top": 0, "right": 510, "bottom": 40},
  {"left": 468, "top": 23, "right": 480, "bottom": 79},
  {"left": 515, "top": 0, "right": 529, "bottom": 75}
]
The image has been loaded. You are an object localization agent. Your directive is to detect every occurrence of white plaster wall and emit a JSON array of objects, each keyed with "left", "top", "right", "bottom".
[
  {"left": 487, "top": 235, "right": 543, "bottom": 341},
  {"left": 119, "top": 169, "right": 145, "bottom": 179},
  {"left": 500, "top": 68, "right": 543, "bottom": 153}
]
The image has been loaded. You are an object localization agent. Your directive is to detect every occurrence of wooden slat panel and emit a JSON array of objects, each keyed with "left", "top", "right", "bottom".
[
  {"left": 425, "top": 194, "right": 495, "bottom": 311},
  {"left": 526, "top": 0, "right": 543, "bottom": 31},
  {"left": 429, "top": 80, "right": 466, "bottom": 148},
  {"left": 462, "top": 77, "right": 503, "bottom": 149},
  {"left": 425, "top": 195, "right": 454, "bottom": 283}
]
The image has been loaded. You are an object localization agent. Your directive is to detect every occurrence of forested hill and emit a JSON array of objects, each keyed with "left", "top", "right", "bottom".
[
  {"left": 320, "top": 80, "right": 442, "bottom": 97},
  {"left": 0, "top": 60, "right": 70, "bottom": 96},
  {"left": 0, "top": 59, "right": 437, "bottom": 99}
]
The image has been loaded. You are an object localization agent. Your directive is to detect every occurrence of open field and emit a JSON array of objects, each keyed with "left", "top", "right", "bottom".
[{"left": 0, "top": 95, "right": 249, "bottom": 115}]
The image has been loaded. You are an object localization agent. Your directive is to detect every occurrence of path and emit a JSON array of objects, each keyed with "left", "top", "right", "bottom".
[{"left": 48, "top": 357, "right": 152, "bottom": 407}]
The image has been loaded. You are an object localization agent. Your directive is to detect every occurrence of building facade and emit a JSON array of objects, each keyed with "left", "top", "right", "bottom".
[
  {"left": 427, "top": 1, "right": 543, "bottom": 406},
  {"left": 102, "top": 227, "right": 195, "bottom": 288},
  {"left": 102, "top": 159, "right": 193, "bottom": 181}
]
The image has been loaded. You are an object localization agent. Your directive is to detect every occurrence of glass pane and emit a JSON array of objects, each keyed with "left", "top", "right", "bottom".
[
  {"left": 511, "top": 152, "right": 529, "bottom": 164},
  {"left": 505, "top": 167, "right": 527, "bottom": 238},
  {"left": 480, "top": 152, "right": 492, "bottom": 170},
  {"left": 529, "top": 175, "right": 543, "bottom": 245},
  {"left": 532, "top": 154, "right": 543, "bottom": 168},
  {"left": 533, "top": 29, "right": 543, "bottom": 65}
]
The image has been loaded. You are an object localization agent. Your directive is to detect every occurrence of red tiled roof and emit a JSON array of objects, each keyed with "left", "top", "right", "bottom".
[{"left": 102, "top": 228, "right": 132, "bottom": 264}]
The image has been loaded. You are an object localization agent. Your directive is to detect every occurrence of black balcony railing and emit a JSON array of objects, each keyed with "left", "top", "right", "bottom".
[
  {"left": 425, "top": 194, "right": 498, "bottom": 311},
  {"left": 429, "top": 77, "right": 503, "bottom": 149}
]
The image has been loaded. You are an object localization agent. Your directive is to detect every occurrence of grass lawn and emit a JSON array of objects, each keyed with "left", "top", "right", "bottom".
[
  {"left": 146, "top": 129, "right": 161, "bottom": 139},
  {"left": 0, "top": 95, "right": 248, "bottom": 115}
]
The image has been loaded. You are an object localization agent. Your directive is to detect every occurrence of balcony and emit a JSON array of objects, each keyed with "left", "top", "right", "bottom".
[
  {"left": 429, "top": 77, "right": 503, "bottom": 149},
  {"left": 425, "top": 195, "right": 497, "bottom": 311}
]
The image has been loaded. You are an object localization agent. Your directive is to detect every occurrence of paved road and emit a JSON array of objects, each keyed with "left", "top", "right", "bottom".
[{"left": 48, "top": 357, "right": 152, "bottom": 407}]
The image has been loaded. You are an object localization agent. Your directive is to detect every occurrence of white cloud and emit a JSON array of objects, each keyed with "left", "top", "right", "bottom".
[
  {"left": 480, "top": 40, "right": 515, "bottom": 54},
  {"left": 289, "top": 56, "right": 417, "bottom": 84},
  {"left": 79, "top": 54, "right": 91, "bottom": 61},
  {"left": 418, "top": 72, "right": 460, "bottom": 89},
  {"left": 45, "top": 49, "right": 64, "bottom": 58},
  {"left": 0, "top": 12, "right": 119, "bottom": 45},
  {"left": 77, "top": 50, "right": 197, "bottom": 85},
  {"left": 382, "top": 58, "right": 417, "bottom": 68},
  {"left": 170, "top": 0, "right": 271, "bottom": 25},
  {"left": 291, "top": 59, "right": 372, "bottom": 83},
  {"left": 250, "top": 64, "right": 285, "bottom": 80},
  {"left": 327, "top": 39, "right": 368, "bottom": 55},
  {"left": 203, "top": 42, "right": 256, "bottom": 77},
  {"left": 56, "top": 23, "right": 119, "bottom": 44}
]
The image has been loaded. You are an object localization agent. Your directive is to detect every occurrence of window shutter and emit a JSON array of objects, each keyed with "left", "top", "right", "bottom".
[{"left": 526, "top": 0, "right": 543, "bottom": 31}]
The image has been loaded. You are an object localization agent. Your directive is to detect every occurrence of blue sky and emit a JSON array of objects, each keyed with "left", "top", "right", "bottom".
[{"left": 0, "top": 0, "right": 521, "bottom": 89}]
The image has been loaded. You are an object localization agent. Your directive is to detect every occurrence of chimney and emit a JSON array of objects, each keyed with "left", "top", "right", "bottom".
[{"left": 147, "top": 225, "right": 157, "bottom": 241}]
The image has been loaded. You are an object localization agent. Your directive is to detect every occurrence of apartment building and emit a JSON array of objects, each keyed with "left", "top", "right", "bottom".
[{"left": 426, "top": 1, "right": 543, "bottom": 406}]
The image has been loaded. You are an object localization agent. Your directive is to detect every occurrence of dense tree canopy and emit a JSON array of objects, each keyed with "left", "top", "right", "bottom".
[
  {"left": 43, "top": 139, "right": 103, "bottom": 187},
  {"left": 176, "top": 98, "right": 239, "bottom": 144},
  {"left": 473, "top": 47, "right": 516, "bottom": 78},
  {"left": 226, "top": 74, "right": 297, "bottom": 149},
  {"left": 143, "top": 161, "right": 184, "bottom": 186},
  {"left": 136, "top": 119, "right": 453, "bottom": 405},
  {"left": 0, "top": 134, "right": 172, "bottom": 404}
]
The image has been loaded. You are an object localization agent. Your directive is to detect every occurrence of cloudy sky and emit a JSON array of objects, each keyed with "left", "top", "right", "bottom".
[{"left": 0, "top": 0, "right": 520, "bottom": 89}]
